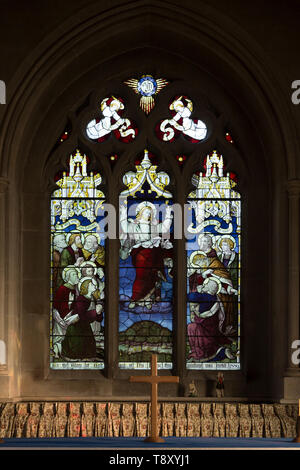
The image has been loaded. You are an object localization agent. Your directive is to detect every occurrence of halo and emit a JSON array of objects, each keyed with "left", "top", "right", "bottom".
[
  {"left": 203, "top": 276, "right": 222, "bottom": 294},
  {"left": 80, "top": 261, "right": 98, "bottom": 277},
  {"left": 53, "top": 232, "right": 66, "bottom": 243},
  {"left": 217, "top": 235, "right": 237, "bottom": 252},
  {"left": 169, "top": 96, "right": 193, "bottom": 113},
  {"left": 135, "top": 201, "right": 157, "bottom": 218},
  {"left": 170, "top": 97, "right": 184, "bottom": 111},
  {"left": 66, "top": 232, "right": 83, "bottom": 245},
  {"left": 189, "top": 250, "right": 208, "bottom": 268},
  {"left": 198, "top": 233, "right": 215, "bottom": 249},
  {"left": 83, "top": 232, "right": 101, "bottom": 244},
  {"left": 78, "top": 276, "right": 98, "bottom": 293},
  {"left": 101, "top": 96, "right": 124, "bottom": 112},
  {"left": 62, "top": 265, "right": 81, "bottom": 283},
  {"left": 110, "top": 97, "right": 124, "bottom": 110}
]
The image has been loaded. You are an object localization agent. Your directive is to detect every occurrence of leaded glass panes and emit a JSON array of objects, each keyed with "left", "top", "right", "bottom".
[
  {"left": 119, "top": 149, "right": 174, "bottom": 369},
  {"left": 186, "top": 150, "right": 241, "bottom": 370},
  {"left": 124, "top": 75, "right": 168, "bottom": 114},
  {"left": 86, "top": 96, "right": 137, "bottom": 142},
  {"left": 50, "top": 149, "right": 105, "bottom": 369},
  {"left": 50, "top": 79, "right": 244, "bottom": 375},
  {"left": 156, "top": 96, "right": 207, "bottom": 142}
]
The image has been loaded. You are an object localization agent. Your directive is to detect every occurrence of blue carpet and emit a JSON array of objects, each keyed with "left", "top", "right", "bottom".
[{"left": 0, "top": 437, "right": 300, "bottom": 448}]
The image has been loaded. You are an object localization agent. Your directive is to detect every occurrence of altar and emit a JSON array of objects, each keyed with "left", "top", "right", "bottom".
[{"left": 0, "top": 400, "right": 297, "bottom": 440}]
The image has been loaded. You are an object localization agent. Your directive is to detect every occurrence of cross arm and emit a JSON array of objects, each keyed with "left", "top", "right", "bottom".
[
  {"left": 129, "top": 376, "right": 179, "bottom": 384},
  {"left": 129, "top": 376, "right": 154, "bottom": 384},
  {"left": 155, "top": 376, "right": 179, "bottom": 384}
]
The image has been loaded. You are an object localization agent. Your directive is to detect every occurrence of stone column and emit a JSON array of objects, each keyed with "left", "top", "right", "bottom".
[
  {"left": 286, "top": 179, "right": 300, "bottom": 372},
  {"left": 174, "top": 196, "right": 185, "bottom": 382},
  {"left": 106, "top": 180, "right": 119, "bottom": 381},
  {"left": 0, "top": 177, "right": 9, "bottom": 371}
]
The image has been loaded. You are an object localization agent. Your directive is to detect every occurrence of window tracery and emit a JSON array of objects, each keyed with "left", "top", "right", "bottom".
[
  {"left": 50, "top": 149, "right": 105, "bottom": 369},
  {"left": 49, "top": 79, "right": 241, "bottom": 373}
]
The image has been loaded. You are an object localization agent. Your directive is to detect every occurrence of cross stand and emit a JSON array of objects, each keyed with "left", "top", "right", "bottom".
[{"left": 129, "top": 354, "right": 179, "bottom": 443}]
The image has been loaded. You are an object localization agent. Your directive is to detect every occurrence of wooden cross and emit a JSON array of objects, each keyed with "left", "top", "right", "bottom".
[{"left": 129, "top": 354, "right": 179, "bottom": 443}]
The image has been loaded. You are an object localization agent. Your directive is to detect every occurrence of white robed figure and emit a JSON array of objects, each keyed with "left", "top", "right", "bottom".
[
  {"left": 120, "top": 201, "right": 173, "bottom": 309},
  {"left": 86, "top": 96, "right": 136, "bottom": 141}
]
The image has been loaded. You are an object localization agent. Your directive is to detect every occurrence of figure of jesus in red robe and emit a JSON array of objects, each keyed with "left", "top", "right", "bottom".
[{"left": 120, "top": 201, "right": 173, "bottom": 309}]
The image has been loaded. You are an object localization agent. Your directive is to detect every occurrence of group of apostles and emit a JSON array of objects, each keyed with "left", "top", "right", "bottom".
[
  {"left": 51, "top": 232, "right": 105, "bottom": 361},
  {"left": 187, "top": 233, "right": 239, "bottom": 362},
  {"left": 50, "top": 228, "right": 239, "bottom": 363}
]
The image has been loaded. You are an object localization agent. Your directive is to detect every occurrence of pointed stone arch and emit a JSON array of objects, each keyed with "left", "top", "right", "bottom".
[{"left": 0, "top": 1, "right": 297, "bottom": 400}]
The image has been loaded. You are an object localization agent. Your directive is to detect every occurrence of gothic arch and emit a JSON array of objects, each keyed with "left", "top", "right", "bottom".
[
  {"left": 0, "top": 2, "right": 296, "bottom": 180},
  {"left": 0, "top": 0, "right": 296, "bottom": 400}
]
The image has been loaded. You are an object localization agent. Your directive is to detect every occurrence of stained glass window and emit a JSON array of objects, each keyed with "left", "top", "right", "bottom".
[
  {"left": 50, "top": 78, "right": 244, "bottom": 375},
  {"left": 119, "top": 149, "right": 174, "bottom": 369},
  {"left": 186, "top": 150, "right": 241, "bottom": 370},
  {"left": 50, "top": 149, "right": 105, "bottom": 369}
]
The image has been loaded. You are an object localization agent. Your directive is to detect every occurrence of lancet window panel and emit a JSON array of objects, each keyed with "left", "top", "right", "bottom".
[
  {"left": 50, "top": 149, "right": 106, "bottom": 370},
  {"left": 186, "top": 151, "right": 241, "bottom": 370},
  {"left": 118, "top": 149, "right": 174, "bottom": 370}
]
